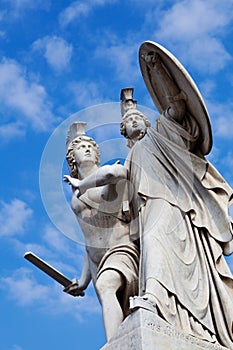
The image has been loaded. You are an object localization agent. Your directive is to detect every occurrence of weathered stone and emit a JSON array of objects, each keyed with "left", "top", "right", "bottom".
[
  {"left": 101, "top": 309, "right": 230, "bottom": 350},
  {"left": 120, "top": 41, "right": 233, "bottom": 348}
]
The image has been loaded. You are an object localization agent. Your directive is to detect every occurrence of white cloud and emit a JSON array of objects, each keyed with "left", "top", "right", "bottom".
[
  {"left": 42, "top": 225, "right": 84, "bottom": 266},
  {"left": 61, "top": 286, "right": 102, "bottom": 320},
  {"left": 0, "top": 198, "right": 33, "bottom": 237},
  {"left": 156, "top": 1, "right": 232, "bottom": 40},
  {"left": 22, "top": 242, "right": 49, "bottom": 257},
  {"left": 94, "top": 37, "right": 140, "bottom": 84},
  {"left": 32, "top": 36, "right": 73, "bottom": 72},
  {"left": 59, "top": 2, "right": 90, "bottom": 27},
  {"left": 206, "top": 145, "right": 220, "bottom": 165},
  {"left": 11, "top": 346, "right": 23, "bottom": 350},
  {"left": 0, "top": 121, "right": 25, "bottom": 140},
  {"left": 68, "top": 80, "right": 107, "bottom": 108},
  {"left": 154, "top": 0, "right": 233, "bottom": 73},
  {"left": 1, "top": 268, "right": 50, "bottom": 306},
  {"left": 183, "top": 37, "right": 230, "bottom": 73},
  {"left": 0, "top": 58, "right": 56, "bottom": 135},
  {"left": 7, "top": 224, "right": 84, "bottom": 278},
  {"left": 199, "top": 80, "right": 217, "bottom": 98},
  {"left": 43, "top": 225, "right": 70, "bottom": 252},
  {"left": 207, "top": 99, "right": 233, "bottom": 138},
  {"left": 59, "top": 0, "right": 116, "bottom": 27},
  {"left": 46, "top": 284, "right": 101, "bottom": 321},
  {"left": 214, "top": 116, "right": 233, "bottom": 138},
  {"left": 8, "top": 0, "right": 43, "bottom": 8},
  {"left": 0, "top": 267, "right": 101, "bottom": 319},
  {"left": 219, "top": 152, "right": 233, "bottom": 187},
  {"left": 2, "top": 0, "right": 50, "bottom": 17}
]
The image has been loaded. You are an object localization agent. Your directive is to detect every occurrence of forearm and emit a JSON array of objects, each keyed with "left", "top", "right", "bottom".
[
  {"left": 79, "top": 253, "right": 91, "bottom": 288},
  {"left": 147, "top": 52, "right": 186, "bottom": 122},
  {"left": 79, "top": 164, "right": 127, "bottom": 194}
]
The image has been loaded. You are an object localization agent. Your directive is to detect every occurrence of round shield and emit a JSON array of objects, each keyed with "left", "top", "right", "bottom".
[{"left": 139, "top": 41, "right": 212, "bottom": 155}]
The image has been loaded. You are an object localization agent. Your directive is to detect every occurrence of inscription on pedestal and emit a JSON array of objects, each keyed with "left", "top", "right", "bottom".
[
  {"left": 144, "top": 319, "right": 226, "bottom": 350},
  {"left": 101, "top": 309, "right": 229, "bottom": 350}
]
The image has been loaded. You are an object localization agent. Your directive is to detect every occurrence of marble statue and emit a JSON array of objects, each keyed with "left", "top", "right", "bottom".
[
  {"left": 63, "top": 122, "right": 139, "bottom": 341},
  {"left": 119, "top": 42, "right": 233, "bottom": 349}
]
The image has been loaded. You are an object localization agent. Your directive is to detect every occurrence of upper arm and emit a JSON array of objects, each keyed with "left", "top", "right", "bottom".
[{"left": 71, "top": 191, "right": 81, "bottom": 213}]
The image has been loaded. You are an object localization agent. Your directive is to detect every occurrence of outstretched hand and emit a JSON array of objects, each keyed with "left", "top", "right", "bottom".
[{"left": 63, "top": 175, "right": 80, "bottom": 188}]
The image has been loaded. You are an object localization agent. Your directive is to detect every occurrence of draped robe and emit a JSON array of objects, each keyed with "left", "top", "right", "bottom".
[{"left": 125, "top": 113, "right": 233, "bottom": 348}]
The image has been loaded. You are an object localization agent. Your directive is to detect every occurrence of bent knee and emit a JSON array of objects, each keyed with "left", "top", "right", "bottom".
[{"left": 96, "top": 269, "right": 123, "bottom": 296}]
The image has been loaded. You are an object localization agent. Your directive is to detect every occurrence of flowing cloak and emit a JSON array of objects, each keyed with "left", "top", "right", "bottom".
[{"left": 125, "top": 112, "right": 233, "bottom": 348}]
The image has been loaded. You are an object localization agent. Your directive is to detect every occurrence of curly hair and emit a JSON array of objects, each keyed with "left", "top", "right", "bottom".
[
  {"left": 120, "top": 109, "right": 151, "bottom": 148},
  {"left": 66, "top": 136, "right": 100, "bottom": 178}
]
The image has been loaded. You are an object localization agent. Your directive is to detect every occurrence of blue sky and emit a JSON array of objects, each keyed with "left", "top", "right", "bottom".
[{"left": 0, "top": 1, "right": 233, "bottom": 349}]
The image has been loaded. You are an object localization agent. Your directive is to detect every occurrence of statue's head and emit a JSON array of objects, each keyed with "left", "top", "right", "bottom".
[
  {"left": 120, "top": 109, "right": 151, "bottom": 148},
  {"left": 66, "top": 122, "right": 100, "bottom": 178},
  {"left": 120, "top": 88, "right": 151, "bottom": 148},
  {"left": 66, "top": 136, "right": 100, "bottom": 178}
]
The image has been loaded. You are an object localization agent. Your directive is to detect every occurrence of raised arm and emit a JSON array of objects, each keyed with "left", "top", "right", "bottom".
[
  {"left": 64, "top": 163, "right": 127, "bottom": 196},
  {"left": 145, "top": 52, "right": 186, "bottom": 122}
]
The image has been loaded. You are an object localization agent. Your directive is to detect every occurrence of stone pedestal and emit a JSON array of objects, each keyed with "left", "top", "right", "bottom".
[{"left": 101, "top": 309, "right": 229, "bottom": 350}]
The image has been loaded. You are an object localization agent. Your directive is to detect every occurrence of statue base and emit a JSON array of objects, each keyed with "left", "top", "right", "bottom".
[{"left": 100, "top": 308, "right": 229, "bottom": 350}]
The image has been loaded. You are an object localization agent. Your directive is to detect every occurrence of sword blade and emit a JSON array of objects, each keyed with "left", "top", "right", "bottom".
[{"left": 24, "top": 251, "right": 72, "bottom": 288}]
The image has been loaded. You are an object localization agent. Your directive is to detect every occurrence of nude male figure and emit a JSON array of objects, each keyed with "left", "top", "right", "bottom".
[{"left": 64, "top": 126, "right": 138, "bottom": 341}]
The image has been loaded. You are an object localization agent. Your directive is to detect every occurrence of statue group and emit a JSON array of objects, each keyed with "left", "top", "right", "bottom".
[{"left": 64, "top": 42, "right": 233, "bottom": 349}]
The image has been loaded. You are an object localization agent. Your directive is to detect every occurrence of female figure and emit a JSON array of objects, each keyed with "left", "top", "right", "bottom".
[{"left": 120, "top": 46, "right": 233, "bottom": 348}]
